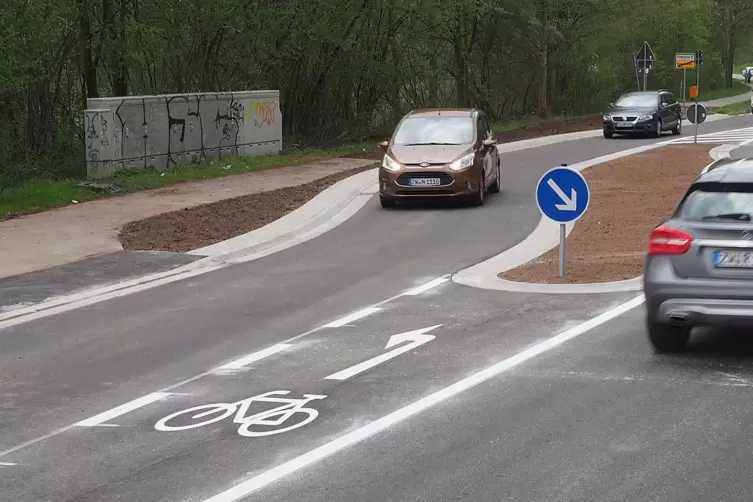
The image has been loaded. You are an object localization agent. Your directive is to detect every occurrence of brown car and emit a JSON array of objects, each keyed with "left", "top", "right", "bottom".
[{"left": 378, "top": 108, "right": 501, "bottom": 208}]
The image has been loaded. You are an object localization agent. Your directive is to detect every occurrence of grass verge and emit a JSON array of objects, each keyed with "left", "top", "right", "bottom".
[
  {"left": 0, "top": 142, "right": 380, "bottom": 218},
  {"left": 714, "top": 100, "right": 751, "bottom": 115},
  {"left": 700, "top": 80, "right": 751, "bottom": 102}
]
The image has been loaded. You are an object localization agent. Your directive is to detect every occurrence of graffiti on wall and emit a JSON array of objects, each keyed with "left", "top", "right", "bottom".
[
  {"left": 85, "top": 91, "right": 280, "bottom": 178},
  {"left": 85, "top": 112, "right": 100, "bottom": 162},
  {"left": 110, "top": 94, "right": 276, "bottom": 170},
  {"left": 247, "top": 100, "right": 276, "bottom": 127}
]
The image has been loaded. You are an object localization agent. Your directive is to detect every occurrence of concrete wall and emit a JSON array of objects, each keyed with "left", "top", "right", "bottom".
[{"left": 84, "top": 90, "right": 282, "bottom": 179}]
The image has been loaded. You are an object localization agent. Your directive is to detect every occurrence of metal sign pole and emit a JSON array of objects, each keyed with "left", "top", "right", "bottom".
[
  {"left": 643, "top": 66, "right": 648, "bottom": 91},
  {"left": 559, "top": 223, "right": 566, "bottom": 277},
  {"left": 558, "top": 163, "right": 567, "bottom": 277},
  {"left": 682, "top": 69, "right": 686, "bottom": 107},
  {"left": 694, "top": 60, "right": 700, "bottom": 144}
]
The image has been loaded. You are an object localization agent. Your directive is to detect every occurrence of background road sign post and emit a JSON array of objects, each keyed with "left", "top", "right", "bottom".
[
  {"left": 675, "top": 53, "right": 696, "bottom": 110},
  {"left": 635, "top": 42, "right": 656, "bottom": 91},
  {"left": 535, "top": 164, "right": 591, "bottom": 277}
]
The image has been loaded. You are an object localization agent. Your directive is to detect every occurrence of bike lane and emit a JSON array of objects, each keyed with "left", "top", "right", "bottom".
[{"left": 0, "top": 285, "right": 637, "bottom": 502}]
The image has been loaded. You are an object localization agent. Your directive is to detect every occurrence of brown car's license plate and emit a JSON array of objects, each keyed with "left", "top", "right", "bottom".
[{"left": 409, "top": 178, "right": 441, "bottom": 186}]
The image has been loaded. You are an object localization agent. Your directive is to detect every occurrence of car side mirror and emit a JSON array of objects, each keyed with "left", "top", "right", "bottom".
[
  {"left": 482, "top": 138, "right": 497, "bottom": 149},
  {"left": 378, "top": 140, "right": 389, "bottom": 152}
]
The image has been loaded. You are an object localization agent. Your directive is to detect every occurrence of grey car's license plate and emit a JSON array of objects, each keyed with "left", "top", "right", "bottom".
[
  {"left": 409, "top": 178, "right": 441, "bottom": 186},
  {"left": 615, "top": 122, "right": 632, "bottom": 128},
  {"left": 713, "top": 250, "right": 753, "bottom": 268}
]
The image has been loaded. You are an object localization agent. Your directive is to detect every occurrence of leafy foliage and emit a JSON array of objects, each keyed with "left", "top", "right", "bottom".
[{"left": 0, "top": 0, "right": 749, "bottom": 185}]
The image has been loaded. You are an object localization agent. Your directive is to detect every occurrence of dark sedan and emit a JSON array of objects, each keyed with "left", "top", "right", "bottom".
[{"left": 602, "top": 90, "right": 682, "bottom": 139}]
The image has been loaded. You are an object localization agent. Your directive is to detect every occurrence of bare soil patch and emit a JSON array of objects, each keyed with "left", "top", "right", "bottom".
[
  {"left": 500, "top": 144, "right": 718, "bottom": 284},
  {"left": 120, "top": 163, "right": 378, "bottom": 253}
]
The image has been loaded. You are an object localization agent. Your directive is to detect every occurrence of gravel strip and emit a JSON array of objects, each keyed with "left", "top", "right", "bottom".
[
  {"left": 119, "top": 163, "right": 378, "bottom": 253},
  {"left": 499, "top": 144, "right": 718, "bottom": 284}
]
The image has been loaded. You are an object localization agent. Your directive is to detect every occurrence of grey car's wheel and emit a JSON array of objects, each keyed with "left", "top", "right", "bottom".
[
  {"left": 647, "top": 320, "right": 690, "bottom": 353},
  {"left": 672, "top": 117, "right": 682, "bottom": 135},
  {"left": 379, "top": 195, "right": 395, "bottom": 208},
  {"left": 652, "top": 119, "right": 662, "bottom": 138},
  {"left": 469, "top": 174, "right": 486, "bottom": 206},
  {"left": 489, "top": 161, "right": 501, "bottom": 194},
  {"left": 603, "top": 129, "right": 614, "bottom": 139}
]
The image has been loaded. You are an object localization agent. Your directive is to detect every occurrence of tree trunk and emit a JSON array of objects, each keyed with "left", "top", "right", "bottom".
[
  {"left": 79, "top": 0, "right": 98, "bottom": 101},
  {"left": 537, "top": 0, "right": 549, "bottom": 117},
  {"left": 454, "top": 35, "right": 467, "bottom": 108}
]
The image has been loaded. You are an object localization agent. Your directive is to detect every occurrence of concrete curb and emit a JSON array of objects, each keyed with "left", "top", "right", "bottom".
[
  {"left": 453, "top": 141, "right": 676, "bottom": 294},
  {"left": 0, "top": 169, "right": 379, "bottom": 327},
  {"left": 709, "top": 144, "right": 736, "bottom": 160},
  {"left": 188, "top": 169, "right": 379, "bottom": 263},
  {"left": 455, "top": 131, "right": 747, "bottom": 294}
]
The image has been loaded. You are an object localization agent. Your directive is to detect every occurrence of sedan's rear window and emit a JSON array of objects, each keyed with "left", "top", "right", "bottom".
[
  {"left": 678, "top": 183, "right": 753, "bottom": 222},
  {"left": 393, "top": 117, "right": 474, "bottom": 146}
]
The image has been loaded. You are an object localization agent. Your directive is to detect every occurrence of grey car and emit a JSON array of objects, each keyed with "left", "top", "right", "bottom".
[{"left": 643, "top": 158, "right": 753, "bottom": 353}]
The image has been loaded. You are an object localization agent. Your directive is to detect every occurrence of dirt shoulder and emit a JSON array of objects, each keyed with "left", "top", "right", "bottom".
[
  {"left": 120, "top": 162, "right": 379, "bottom": 253},
  {"left": 500, "top": 144, "right": 718, "bottom": 284}
]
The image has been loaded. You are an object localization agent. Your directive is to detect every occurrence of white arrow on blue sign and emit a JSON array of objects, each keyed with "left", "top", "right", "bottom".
[{"left": 535, "top": 166, "right": 590, "bottom": 223}]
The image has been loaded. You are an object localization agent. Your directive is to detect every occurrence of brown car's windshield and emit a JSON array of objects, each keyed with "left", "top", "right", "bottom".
[{"left": 393, "top": 116, "right": 473, "bottom": 146}]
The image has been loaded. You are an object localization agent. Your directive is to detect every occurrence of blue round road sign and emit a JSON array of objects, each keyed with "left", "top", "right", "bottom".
[{"left": 535, "top": 166, "right": 590, "bottom": 223}]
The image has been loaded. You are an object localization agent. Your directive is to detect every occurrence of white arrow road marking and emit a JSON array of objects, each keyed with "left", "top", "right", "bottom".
[
  {"left": 547, "top": 178, "right": 577, "bottom": 211},
  {"left": 325, "top": 325, "right": 442, "bottom": 381}
]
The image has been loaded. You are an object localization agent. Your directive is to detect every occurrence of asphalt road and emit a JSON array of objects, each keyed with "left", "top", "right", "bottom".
[{"left": 2, "top": 115, "right": 753, "bottom": 502}]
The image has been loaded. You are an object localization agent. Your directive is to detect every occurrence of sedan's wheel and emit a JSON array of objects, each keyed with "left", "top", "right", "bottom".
[
  {"left": 672, "top": 117, "right": 682, "bottom": 135},
  {"left": 379, "top": 195, "right": 395, "bottom": 208},
  {"left": 469, "top": 175, "right": 486, "bottom": 206},
  {"left": 603, "top": 129, "right": 614, "bottom": 139},
  {"left": 652, "top": 119, "right": 662, "bottom": 138},
  {"left": 646, "top": 320, "right": 690, "bottom": 353},
  {"left": 489, "top": 161, "right": 501, "bottom": 194}
]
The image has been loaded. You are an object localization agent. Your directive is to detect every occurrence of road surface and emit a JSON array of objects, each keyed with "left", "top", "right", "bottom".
[{"left": 2, "top": 115, "right": 753, "bottom": 502}]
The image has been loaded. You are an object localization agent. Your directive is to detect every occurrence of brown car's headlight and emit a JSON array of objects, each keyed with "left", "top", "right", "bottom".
[
  {"left": 448, "top": 153, "right": 474, "bottom": 171},
  {"left": 382, "top": 155, "right": 401, "bottom": 172}
]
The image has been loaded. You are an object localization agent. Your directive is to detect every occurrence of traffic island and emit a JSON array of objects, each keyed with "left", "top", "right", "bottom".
[{"left": 499, "top": 144, "right": 719, "bottom": 284}]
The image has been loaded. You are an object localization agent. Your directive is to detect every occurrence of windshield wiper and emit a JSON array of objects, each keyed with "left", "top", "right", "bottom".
[
  {"left": 400, "top": 142, "right": 464, "bottom": 146},
  {"left": 701, "top": 212, "right": 752, "bottom": 221}
]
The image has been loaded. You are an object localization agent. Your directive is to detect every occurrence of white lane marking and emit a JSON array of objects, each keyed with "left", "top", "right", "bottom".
[
  {"left": 215, "top": 344, "right": 291, "bottom": 371},
  {"left": 0, "top": 462, "right": 17, "bottom": 466},
  {"left": 74, "top": 392, "right": 174, "bottom": 427},
  {"left": 322, "top": 307, "right": 381, "bottom": 328},
  {"left": 400, "top": 276, "right": 450, "bottom": 296},
  {"left": 325, "top": 325, "right": 441, "bottom": 381},
  {"left": 202, "top": 294, "right": 645, "bottom": 502},
  {"left": 0, "top": 283, "right": 437, "bottom": 458}
]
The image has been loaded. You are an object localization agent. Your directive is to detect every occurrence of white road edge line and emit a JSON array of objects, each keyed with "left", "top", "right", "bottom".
[
  {"left": 202, "top": 294, "right": 646, "bottom": 502},
  {"left": 0, "top": 462, "right": 17, "bottom": 466},
  {"left": 215, "top": 344, "right": 292, "bottom": 371},
  {"left": 400, "top": 276, "right": 450, "bottom": 296},
  {"left": 74, "top": 392, "right": 173, "bottom": 427},
  {"left": 322, "top": 307, "right": 381, "bottom": 328}
]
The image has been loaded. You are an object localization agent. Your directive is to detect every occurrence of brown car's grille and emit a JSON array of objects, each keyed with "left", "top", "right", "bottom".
[{"left": 396, "top": 172, "right": 454, "bottom": 186}]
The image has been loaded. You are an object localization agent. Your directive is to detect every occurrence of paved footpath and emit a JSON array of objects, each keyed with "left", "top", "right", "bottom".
[{"left": 0, "top": 157, "right": 374, "bottom": 281}]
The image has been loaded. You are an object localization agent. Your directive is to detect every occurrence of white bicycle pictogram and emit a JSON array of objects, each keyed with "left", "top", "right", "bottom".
[{"left": 154, "top": 390, "right": 327, "bottom": 437}]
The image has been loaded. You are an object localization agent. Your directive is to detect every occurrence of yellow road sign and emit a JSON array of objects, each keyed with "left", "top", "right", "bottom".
[{"left": 675, "top": 53, "right": 696, "bottom": 69}]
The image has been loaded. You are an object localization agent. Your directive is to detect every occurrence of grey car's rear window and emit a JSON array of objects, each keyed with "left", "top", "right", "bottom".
[{"left": 678, "top": 182, "right": 753, "bottom": 221}]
